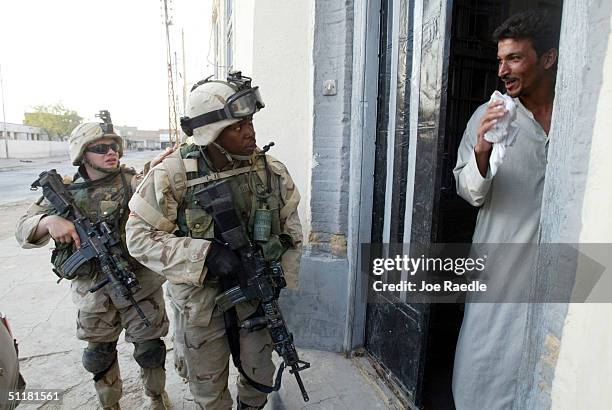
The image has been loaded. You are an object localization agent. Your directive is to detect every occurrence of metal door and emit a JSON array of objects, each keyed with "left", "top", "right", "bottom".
[{"left": 365, "top": 0, "right": 428, "bottom": 407}]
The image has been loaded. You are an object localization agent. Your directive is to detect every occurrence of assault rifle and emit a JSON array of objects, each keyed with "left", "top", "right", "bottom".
[
  {"left": 195, "top": 180, "right": 310, "bottom": 402},
  {"left": 31, "top": 169, "right": 150, "bottom": 327}
]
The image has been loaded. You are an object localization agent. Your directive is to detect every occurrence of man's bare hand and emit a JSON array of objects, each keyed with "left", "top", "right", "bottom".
[
  {"left": 150, "top": 147, "right": 175, "bottom": 168},
  {"left": 474, "top": 99, "right": 507, "bottom": 176},
  {"left": 475, "top": 100, "right": 507, "bottom": 154},
  {"left": 40, "top": 215, "right": 81, "bottom": 248}
]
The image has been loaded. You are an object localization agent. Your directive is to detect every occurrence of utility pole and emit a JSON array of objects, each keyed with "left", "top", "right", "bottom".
[
  {"left": 162, "top": 0, "right": 179, "bottom": 148},
  {"left": 182, "top": 28, "right": 187, "bottom": 116},
  {"left": 0, "top": 64, "right": 8, "bottom": 159}
]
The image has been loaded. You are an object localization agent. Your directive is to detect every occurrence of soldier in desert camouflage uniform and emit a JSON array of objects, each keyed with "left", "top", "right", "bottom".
[
  {"left": 15, "top": 117, "right": 171, "bottom": 410},
  {"left": 125, "top": 73, "right": 303, "bottom": 409}
]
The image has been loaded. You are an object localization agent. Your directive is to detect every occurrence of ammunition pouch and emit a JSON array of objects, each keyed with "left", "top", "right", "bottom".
[{"left": 51, "top": 242, "right": 96, "bottom": 280}]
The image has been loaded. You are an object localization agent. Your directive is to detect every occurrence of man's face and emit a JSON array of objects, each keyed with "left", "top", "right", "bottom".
[
  {"left": 216, "top": 118, "right": 257, "bottom": 156},
  {"left": 83, "top": 137, "right": 120, "bottom": 169},
  {"left": 497, "top": 38, "right": 553, "bottom": 98}
]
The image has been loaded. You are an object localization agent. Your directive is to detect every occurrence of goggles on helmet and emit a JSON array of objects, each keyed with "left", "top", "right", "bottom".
[{"left": 180, "top": 87, "right": 265, "bottom": 136}]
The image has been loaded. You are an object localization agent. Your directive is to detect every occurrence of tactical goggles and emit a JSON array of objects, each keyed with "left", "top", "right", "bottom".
[
  {"left": 180, "top": 87, "right": 265, "bottom": 136},
  {"left": 86, "top": 142, "right": 120, "bottom": 154}
]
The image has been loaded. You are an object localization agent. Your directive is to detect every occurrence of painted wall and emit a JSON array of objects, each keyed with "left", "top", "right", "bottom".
[
  {"left": 213, "top": 0, "right": 357, "bottom": 352},
  {"left": 0, "top": 140, "right": 68, "bottom": 159},
  {"left": 550, "top": 3, "right": 612, "bottom": 409},
  {"left": 233, "top": 0, "right": 254, "bottom": 75},
  {"left": 252, "top": 0, "right": 315, "bottom": 243},
  {"left": 308, "top": 0, "right": 354, "bottom": 256}
]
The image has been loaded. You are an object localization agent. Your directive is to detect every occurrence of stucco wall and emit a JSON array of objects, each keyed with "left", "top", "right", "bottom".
[
  {"left": 249, "top": 0, "right": 358, "bottom": 352},
  {"left": 233, "top": 0, "right": 254, "bottom": 75},
  {"left": 550, "top": 4, "right": 612, "bottom": 409},
  {"left": 252, "top": 0, "right": 314, "bottom": 242},
  {"left": 0, "top": 140, "right": 68, "bottom": 159}
]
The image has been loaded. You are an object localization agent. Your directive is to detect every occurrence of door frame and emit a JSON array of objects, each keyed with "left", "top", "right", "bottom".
[
  {"left": 344, "top": 0, "right": 382, "bottom": 351},
  {"left": 344, "top": 0, "right": 454, "bottom": 352}
]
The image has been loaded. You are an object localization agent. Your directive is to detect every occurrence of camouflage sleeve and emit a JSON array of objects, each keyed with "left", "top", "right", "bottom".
[
  {"left": 269, "top": 157, "right": 303, "bottom": 290},
  {"left": 15, "top": 196, "right": 54, "bottom": 249},
  {"left": 126, "top": 162, "right": 211, "bottom": 287}
]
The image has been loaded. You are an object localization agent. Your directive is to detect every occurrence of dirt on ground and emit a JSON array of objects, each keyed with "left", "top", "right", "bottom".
[{"left": 1, "top": 201, "right": 30, "bottom": 241}]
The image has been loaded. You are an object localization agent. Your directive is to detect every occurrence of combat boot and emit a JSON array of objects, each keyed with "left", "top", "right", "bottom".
[{"left": 147, "top": 390, "right": 171, "bottom": 410}]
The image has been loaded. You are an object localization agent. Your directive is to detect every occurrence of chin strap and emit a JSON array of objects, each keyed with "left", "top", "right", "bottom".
[
  {"left": 211, "top": 142, "right": 252, "bottom": 162},
  {"left": 83, "top": 158, "right": 121, "bottom": 174}
]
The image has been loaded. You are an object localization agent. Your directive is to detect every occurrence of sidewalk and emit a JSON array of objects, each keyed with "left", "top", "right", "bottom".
[
  {"left": 0, "top": 230, "right": 393, "bottom": 409},
  {"left": 0, "top": 155, "right": 69, "bottom": 171},
  {"left": 0, "top": 149, "right": 155, "bottom": 171}
]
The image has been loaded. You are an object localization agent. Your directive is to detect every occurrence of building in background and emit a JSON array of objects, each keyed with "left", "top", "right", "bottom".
[
  {"left": 212, "top": 1, "right": 612, "bottom": 408},
  {"left": 0, "top": 122, "right": 49, "bottom": 141},
  {"left": 115, "top": 125, "right": 163, "bottom": 151},
  {"left": 0, "top": 121, "right": 66, "bottom": 159}
]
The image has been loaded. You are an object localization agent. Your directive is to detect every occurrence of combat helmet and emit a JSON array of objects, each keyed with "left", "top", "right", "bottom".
[
  {"left": 69, "top": 110, "right": 123, "bottom": 166},
  {"left": 180, "top": 71, "right": 265, "bottom": 146}
]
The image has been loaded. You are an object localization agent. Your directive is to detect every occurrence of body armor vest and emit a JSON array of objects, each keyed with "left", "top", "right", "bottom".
[
  {"left": 176, "top": 144, "right": 287, "bottom": 262},
  {"left": 50, "top": 166, "right": 137, "bottom": 279}
]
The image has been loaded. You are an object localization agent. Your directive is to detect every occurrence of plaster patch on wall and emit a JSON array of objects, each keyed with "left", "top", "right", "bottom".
[
  {"left": 308, "top": 231, "right": 348, "bottom": 257},
  {"left": 330, "top": 233, "right": 348, "bottom": 255},
  {"left": 542, "top": 333, "right": 561, "bottom": 368},
  {"left": 535, "top": 333, "right": 562, "bottom": 395},
  {"left": 312, "top": 154, "right": 320, "bottom": 168}
]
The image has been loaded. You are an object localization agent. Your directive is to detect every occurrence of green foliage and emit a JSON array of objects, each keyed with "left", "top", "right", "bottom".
[{"left": 23, "top": 103, "right": 82, "bottom": 139}]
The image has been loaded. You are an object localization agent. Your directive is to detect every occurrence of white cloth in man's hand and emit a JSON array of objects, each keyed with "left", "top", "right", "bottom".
[{"left": 484, "top": 90, "right": 518, "bottom": 175}]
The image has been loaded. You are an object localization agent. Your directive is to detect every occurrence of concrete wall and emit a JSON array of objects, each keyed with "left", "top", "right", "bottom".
[
  {"left": 212, "top": 0, "right": 354, "bottom": 352},
  {"left": 249, "top": 0, "right": 354, "bottom": 352},
  {"left": 279, "top": 257, "right": 348, "bottom": 351},
  {"left": 252, "top": 0, "right": 315, "bottom": 242},
  {"left": 0, "top": 139, "right": 68, "bottom": 159},
  {"left": 514, "top": 1, "right": 612, "bottom": 408},
  {"left": 233, "top": 0, "right": 254, "bottom": 75},
  {"left": 308, "top": 0, "right": 354, "bottom": 257},
  {"left": 549, "top": 2, "right": 612, "bottom": 409}
]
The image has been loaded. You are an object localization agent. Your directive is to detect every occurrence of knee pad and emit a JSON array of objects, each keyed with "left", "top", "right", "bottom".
[
  {"left": 237, "top": 398, "right": 267, "bottom": 410},
  {"left": 133, "top": 339, "right": 166, "bottom": 369},
  {"left": 82, "top": 342, "right": 117, "bottom": 375}
]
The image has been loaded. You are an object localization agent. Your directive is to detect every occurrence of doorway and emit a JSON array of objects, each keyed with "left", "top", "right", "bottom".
[{"left": 362, "top": 0, "right": 564, "bottom": 408}]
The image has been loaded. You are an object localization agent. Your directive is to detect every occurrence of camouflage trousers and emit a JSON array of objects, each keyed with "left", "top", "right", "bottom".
[
  {"left": 171, "top": 301, "right": 275, "bottom": 410},
  {"left": 76, "top": 287, "right": 169, "bottom": 409}
]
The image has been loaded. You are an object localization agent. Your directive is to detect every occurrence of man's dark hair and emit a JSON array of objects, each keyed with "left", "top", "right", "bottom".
[{"left": 492, "top": 10, "right": 561, "bottom": 56}]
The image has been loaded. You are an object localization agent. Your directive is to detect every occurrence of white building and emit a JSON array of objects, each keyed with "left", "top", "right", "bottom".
[
  {"left": 0, "top": 122, "right": 67, "bottom": 159},
  {"left": 0, "top": 122, "right": 49, "bottom": 141},
  {"left": 211, "top": 1, "right": 612, "bottom": 408}
]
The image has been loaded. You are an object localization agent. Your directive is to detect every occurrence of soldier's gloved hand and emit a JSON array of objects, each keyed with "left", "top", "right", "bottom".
[{"left": 205, "top": 241, "right": 240, "bottom": 279}]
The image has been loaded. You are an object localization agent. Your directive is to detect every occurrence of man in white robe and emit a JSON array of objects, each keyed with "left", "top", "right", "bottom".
[{"left": 452, "top": 10, "right": 560, "bottom": 409}]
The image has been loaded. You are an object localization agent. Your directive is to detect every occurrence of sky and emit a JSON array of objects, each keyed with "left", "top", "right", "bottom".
[{"left": 0, "top": 0, "right": 213, "bottom": 130}]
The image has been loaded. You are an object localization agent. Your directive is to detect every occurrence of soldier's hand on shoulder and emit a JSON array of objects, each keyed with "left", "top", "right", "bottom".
[
  {"left": 150, "top": 147, "right": 175, "bottom": 168},
  {"left": 205, "top": 241, "right": 240, "bottom": 279},
  {"left": 41, "top": 215, "right": 81, "bottom": 248}
]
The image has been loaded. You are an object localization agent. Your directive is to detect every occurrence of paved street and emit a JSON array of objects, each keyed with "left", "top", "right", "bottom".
[
  {"left": 0, "top": 150, "right": 159, "bottom": 205},
  {"left": 0, "top": 152, "right": 391, "bottom": 409}
]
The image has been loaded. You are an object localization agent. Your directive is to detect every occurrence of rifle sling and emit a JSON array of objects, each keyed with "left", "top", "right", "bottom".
[{"left": 224, "top": 307, "right": 280, "bottom": 395}]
